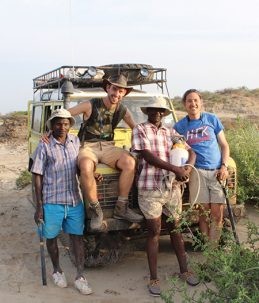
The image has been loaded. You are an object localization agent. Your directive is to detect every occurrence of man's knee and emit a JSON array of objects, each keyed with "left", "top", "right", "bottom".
[
  {"left": 146, "top": 218, "right": 161, "bottom": 237},
  {"left": 210, "top": 204, "right": 223, "bottom": 223},
  {"left": 117, "top": 153, "right": 135, "bottom": 171},
  {"left": 199, "top": 204, "right": 210, "bottom": 217},
  {"left": 79, "top": 157, "right": 95, "bottom": 174},
  {"left": 69, "top": 234, "right": 83, "bottom": 243},
  {"left": 46, "top": 237, "right": 57, "bottom": 249},
  {"left": 210, "top": 211, "right": 223, "bottom": 223}
]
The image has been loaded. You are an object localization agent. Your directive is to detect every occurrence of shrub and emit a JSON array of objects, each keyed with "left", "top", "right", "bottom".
[
  {"left": 161, "top": 222, "right": 259, "bottom": 303},
  {"left": 226, "top": 119, "right": 259, "bottom": 205},
  {"left": 16, "top": 170, "right": 31, "bottom": 189}
]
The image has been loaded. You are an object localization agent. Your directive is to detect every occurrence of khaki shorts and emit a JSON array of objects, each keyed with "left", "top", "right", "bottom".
[
  {"left": 138, "top": 184, "right": 182, "bottom": 220},
  {"left": 189, "top": 169, "right": 226, "bottom": 205},
  {"left": 78, "top": 141, "right": 129, "bottom": 168}
]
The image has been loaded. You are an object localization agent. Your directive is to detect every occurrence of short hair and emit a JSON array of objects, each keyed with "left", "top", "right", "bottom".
[{"left": 182, "top": 89, "right": 202, "bottom": 102}]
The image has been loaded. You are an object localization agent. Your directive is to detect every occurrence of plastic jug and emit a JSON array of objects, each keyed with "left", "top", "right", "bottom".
[{"left": 170, "top": 142, "right": 189, "bottom": 167}]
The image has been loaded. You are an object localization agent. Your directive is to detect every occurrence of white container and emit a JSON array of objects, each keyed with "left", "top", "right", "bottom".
[{"left": 170, "top": 147, "right": 189, "bottom": 167}]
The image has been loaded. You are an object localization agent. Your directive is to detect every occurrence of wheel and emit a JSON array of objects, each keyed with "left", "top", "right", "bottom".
[
  {"left": 58, "top": 231, "right": 134, "bottom": 267},
  {"left": 100, "top": 63, "right": 155, "bottom": 85}
]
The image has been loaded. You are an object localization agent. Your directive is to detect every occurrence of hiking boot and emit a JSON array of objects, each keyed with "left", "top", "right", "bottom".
[
  {"left": 89, "top": 202, "right": 107, "bottom": 232},
  {"left": 148, "top": 279, "right": 161, "bottom": 297},
  {"left": 113, "top": 201, "right": 143, "bottom": 223},
  {"left": 52, "top": 272, "right": 67, "bottom": 288},
  {"left": 74, "top": 277, "right": 93, "bottom": 295},
  {"left": 178, "top": 271, "right": 200, "bottom": 286}
]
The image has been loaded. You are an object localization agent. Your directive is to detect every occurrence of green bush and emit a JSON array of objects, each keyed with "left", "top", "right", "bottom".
[
  {"left": 226, "top": 119, "right": 259, "bottom": 205},
  {"left": 16, "top": 170, "right": 32, "bottom": 189},
  {"left": 162, "top": 222, "right": 259, "bottom": 303}
]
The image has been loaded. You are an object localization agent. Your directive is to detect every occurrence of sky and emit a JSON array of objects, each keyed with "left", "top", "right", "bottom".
[{"left": 0, "top": 0, "right": 258, "bottom": 114}]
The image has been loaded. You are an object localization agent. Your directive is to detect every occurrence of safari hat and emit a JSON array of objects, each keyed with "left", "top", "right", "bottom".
[
  {"left": 46, "top": 108, "right": 75, "bottom": 130},
  {"left": 140, "top": 97, "right": 172, "bottom": 116},
  {"left": 102, "top": 74, "right": 133, "bottom": 96}
]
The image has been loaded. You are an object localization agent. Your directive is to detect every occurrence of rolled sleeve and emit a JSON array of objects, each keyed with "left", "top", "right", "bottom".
[
  {"left": 132, "top": 124, "right": 151, "bottom": 152},
  {"left": 31, "top": 143, "right": 47, "bottom": 176}
]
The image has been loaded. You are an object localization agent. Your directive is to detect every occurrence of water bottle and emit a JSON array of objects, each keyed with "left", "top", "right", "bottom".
[{"left": 170, "top": 137, "right": 189, "bottom": 167}]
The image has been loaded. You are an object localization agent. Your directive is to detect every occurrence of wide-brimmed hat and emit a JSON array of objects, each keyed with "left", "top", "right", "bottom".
[
  {"left": 46, "top": 108, "right": 75, "bottom": 130},
  {"left": 140, "top": 97, "right": 172, "bottom": 116},
  {"left": 102, "top": 74, "right": 133, "bottom": 96}
]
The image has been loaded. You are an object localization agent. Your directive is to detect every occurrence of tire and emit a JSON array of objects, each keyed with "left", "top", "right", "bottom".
[
  {"left": 58, "top": 231, "right": 134, "bottom": 267},
  {"left": 100, "top": 63, "right": 154, "bottom": 84}
]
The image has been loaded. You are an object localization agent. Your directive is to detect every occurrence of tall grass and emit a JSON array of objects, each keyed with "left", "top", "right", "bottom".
[{"left": 226, "top": 119, "right": 259, "bottom": 205}]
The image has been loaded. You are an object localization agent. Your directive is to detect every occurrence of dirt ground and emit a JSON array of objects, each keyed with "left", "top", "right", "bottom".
[{"left": 0, "top": 134, "right": 258, "bottom": 302}]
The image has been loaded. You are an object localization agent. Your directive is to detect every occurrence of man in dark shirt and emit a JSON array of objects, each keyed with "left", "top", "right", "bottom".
[{"left": 68, "top": 74, "right": 143, "bottom": 232}]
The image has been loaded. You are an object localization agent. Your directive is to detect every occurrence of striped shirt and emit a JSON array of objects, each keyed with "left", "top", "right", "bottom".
[
  {"left": 132, "top": 121, "right": 178, "bottom": 190},
  {"left": 31, "top": 134, "right": 82, "bottom": 206}
]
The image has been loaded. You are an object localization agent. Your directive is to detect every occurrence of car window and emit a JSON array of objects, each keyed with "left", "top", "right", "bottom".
[{"left": 31, "top": 105, "right": 42, "bottom": 133}]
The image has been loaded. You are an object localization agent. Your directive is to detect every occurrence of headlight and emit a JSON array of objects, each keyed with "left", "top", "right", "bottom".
[
  {"left": 87, "top": 66, "right": 97, "bottom": 77},
  {"left": 140, "top": 67, "right": 149, "bottom": 78}
]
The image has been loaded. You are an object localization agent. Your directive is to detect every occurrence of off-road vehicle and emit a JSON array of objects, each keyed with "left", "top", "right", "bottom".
[{"left": 28, "top": 64, "right": 239, "bottom": 266}]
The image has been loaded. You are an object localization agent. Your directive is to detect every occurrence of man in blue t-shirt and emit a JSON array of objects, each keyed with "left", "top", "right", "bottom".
[{"left": 174, "top": 89, "right": 230, "bottom": 247}]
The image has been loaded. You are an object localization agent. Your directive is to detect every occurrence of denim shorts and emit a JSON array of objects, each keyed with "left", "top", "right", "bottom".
[{"left": 42, "top": 202, "right": 85, "bottom": 239}]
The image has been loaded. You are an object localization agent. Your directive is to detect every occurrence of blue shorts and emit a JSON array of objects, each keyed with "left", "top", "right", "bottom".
[{"left": 42, "top": 202, "right": 85, "bottom": 239}]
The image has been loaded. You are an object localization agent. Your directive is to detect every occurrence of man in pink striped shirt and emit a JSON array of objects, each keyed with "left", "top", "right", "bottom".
[{"left": 132, "top": 99, "right": 199, "bottom": 297}]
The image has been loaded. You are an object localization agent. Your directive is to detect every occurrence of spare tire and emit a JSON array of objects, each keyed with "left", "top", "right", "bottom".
[{"left": 100, "top": 63, "right": 154, "bottom": 85}]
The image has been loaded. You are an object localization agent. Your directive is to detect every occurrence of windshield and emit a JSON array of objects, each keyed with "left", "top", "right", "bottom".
[
  {"left": 117, "top": 96, "right": 176, "bottom": 128},
  {"left": 69, "top": 95, "right": 176, "bottom": 130}
]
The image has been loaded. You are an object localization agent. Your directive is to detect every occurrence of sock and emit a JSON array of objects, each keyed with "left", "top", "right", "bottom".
[
  {"left": 89, "top": 201, "right": 99, "bottom": 207},
  {"left": 118, "top": 196, "right": 128, "bottom": 203}
]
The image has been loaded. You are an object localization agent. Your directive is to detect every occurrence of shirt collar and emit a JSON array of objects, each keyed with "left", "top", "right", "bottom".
[
  {"left": 49, "top": 133, "right": 75, "bottom": 147},
  {"left": 144, "top": 120, "right": 168, "bottom": 130}
]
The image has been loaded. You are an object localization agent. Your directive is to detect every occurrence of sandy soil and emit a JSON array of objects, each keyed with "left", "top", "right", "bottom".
[{"left": 0, "top": 141, "right": 257, "bottom": 303}]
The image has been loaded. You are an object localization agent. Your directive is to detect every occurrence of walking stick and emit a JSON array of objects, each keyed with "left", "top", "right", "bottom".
[
  {"left": 219, "top": 180, "right": 240, "bottom": 245},
  {"left": 38, "top": 222, "right": 47, "bottom": 285}
]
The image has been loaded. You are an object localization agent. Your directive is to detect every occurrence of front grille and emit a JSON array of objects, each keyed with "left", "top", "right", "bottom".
[
  {"left": 226, "top": 167, "right": 237, "bottom": 204},
  {"left": 96, "top": 173, "right": 135, "bottom": 208}
]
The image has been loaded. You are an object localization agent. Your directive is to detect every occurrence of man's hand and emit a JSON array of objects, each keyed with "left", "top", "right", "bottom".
[
  {"left": 184, "top": 165, "right": 192, "bottom": 174},
  {"left": 216, "top": 166, "right": 229, "bottom": 181},
  {"left": 94, "top": 173, "right": 103, "bottom": 183},
  {"left": 34, "top": 204, "right": 44, "bottom": 225},
  {"left": 41, "top": 131, "right": 51, "bottom": 144},
  {"left": 174, "top": 166, "right": 190, "bottom": 182}
]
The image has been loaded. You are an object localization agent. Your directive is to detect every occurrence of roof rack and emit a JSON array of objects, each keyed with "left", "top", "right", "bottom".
[{"left": 33, "top": 64, "right": 167, "bottom": 92}]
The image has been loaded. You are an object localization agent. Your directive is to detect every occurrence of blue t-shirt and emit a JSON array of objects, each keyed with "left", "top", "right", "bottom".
[{"left": 173, "top": 112, "right": 223, "bottom": 169}]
